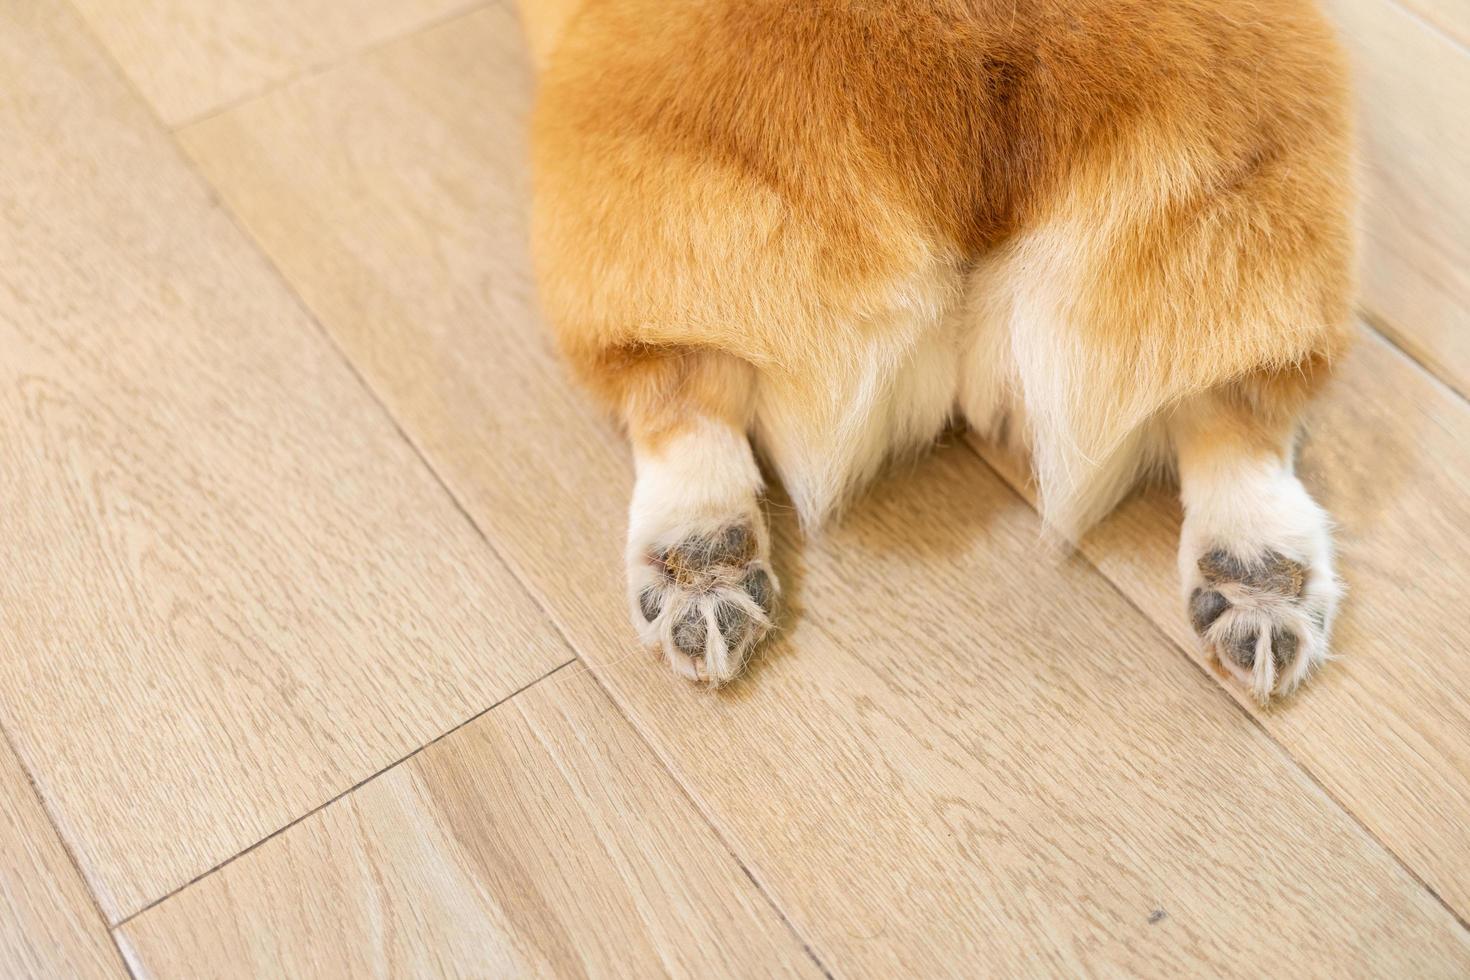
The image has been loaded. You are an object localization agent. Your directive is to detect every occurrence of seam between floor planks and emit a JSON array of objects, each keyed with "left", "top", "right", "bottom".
[
  {"left": 1361, "top": 310, "right": 1470, "bottom": 411},
  {"left": 107, "top": 655, "right": 835, "bottom": 976},
  {"left": 66, "top": 0, "right": 496, "bottom": 131},
  {"left": 1389, "top": 0, "right": 1470, "bottom": 53},
  {"left": 162, "top": 0, "right": 494, "bottom": 131},
  {"left": 558, "top": 659, "right": 841, "bottom": 980},
  {"left": 0, "top": 723, "right": 135, "bottom": 980},
  {"left": 109, "top": 659, "right": 576, "bottom": 931},
  {"left": 8, "top": 4, "right": 583, "bottom": 923},
  {"left": 955, "top": 433, "right": 1470, "bottom": 938},
  {"left": 1323, "top": 0, "right": 1470, "bottom": 401}
]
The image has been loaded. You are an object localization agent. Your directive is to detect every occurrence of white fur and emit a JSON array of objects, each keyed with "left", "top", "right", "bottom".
[
  {"left": 629, "top": 417, "right": 764, "bottom": 544},
  {"left": 1177, "top": 447, "right": 1341, "bottom": 700},
  {"left": 955, "top": 253, "right": 1023, "bottom": 443},
  {"left": 627, "top": 418, "right": 773, "bottom": 683},
  {"left": 745, "top": 245, "right": 1168, "bottom": 537},
  {"left": 971, "top": 213, "right": 1189, "bottom": 538},
  {"left": 751, "top": 268, "right": 961, "bottom": 529}
]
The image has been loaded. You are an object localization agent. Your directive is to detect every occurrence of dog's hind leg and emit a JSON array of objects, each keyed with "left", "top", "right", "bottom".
[
  {"left": 1172, "top": 370, "right": 1342, "bottom": 702},
  {"left": 609, "top": 347, "right": 776, "bottom": 686}
]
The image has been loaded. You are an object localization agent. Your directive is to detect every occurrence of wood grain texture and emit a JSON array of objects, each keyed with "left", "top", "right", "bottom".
[
  {"left": 117, "top": 670, "right": 817, "bottom": 979},
  {"left": 178, "top": 6, "right": 1470, "bottom": 973},
  {"left": 1321, "top": 0, "right": 1470, "bottom": 395},
  {"left": 974, "top": 328, "right": 1470, "bottom": 919},
  {"left": 0, "top": 0, "right": 568, "bottom": 921},
  {"left": 0, "top": 734, "right": 128, "bottom": 979},
  {"left": 70, "top": 0, "right": 477, "bottom": 126},
  {"left": 1390, "top": 0, "right": 1470, "bottom": 48}
]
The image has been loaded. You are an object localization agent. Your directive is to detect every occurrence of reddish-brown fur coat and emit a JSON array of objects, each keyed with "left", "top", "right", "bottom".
[{"left": 524, "top": 0, "right": 1354, "bottom": 530}]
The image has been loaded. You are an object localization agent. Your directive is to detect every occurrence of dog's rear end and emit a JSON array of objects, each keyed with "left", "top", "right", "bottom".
[{"left": 520, "top": 0, "right": 1354, "bottom": 700}]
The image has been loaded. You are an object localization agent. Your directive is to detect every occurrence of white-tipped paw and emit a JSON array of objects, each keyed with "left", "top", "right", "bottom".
[
  {"left": 1187, "top": 547, "right": 1335, "bottom": 702},
  {"left": 629, "top": 522, "right": 777, "bottom": 686}
]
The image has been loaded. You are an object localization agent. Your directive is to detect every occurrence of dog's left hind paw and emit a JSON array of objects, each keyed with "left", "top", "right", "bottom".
[
  {"left": 631, "top": 522, "right": 777, "bottom": 686},
  {"left": 1187, "top": 546, "right": 1335, "bottom": 702}
]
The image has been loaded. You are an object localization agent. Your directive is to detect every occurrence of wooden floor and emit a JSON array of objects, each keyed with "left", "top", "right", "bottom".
[{"left": 3, "top": 1, "right": 1469, "bottom": 976}]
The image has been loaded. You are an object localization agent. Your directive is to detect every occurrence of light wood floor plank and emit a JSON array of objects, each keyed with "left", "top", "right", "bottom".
[
  {"left": 70, "top": 0, "right": 477, "bottom": 127},
  {"left": 117, "top": 670, "right": 817, "bottom": 978},
  {"left": 1321, "top": 0, "right": 1470, "bottom": 394},
  {"left": 1389, "top": 0, "right": 1470, "bottom": 49},
  {"left": 177, "top": 6, "right": 1470, "bottom": 973},
  {"left": 975, "top": 327, "right": 1470, "bottom": 917},
  {"left": 0, "top": 0, "right": 569, "bottom": 920},
  {"left": 0, "top": 733, "right": 128, "bottom": 979}
]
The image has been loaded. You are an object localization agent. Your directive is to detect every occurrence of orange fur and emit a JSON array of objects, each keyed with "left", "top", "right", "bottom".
[
  {"left": 524, "top": 0, "right": 1354, "bottom": 533},
  {"left": 599, "top": 347, "right": 756, "bottom": 453}
]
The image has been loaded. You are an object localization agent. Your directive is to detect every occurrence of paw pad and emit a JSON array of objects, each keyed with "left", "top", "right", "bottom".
[
  {"left": 1187, "top": 546, "right": 1326, "bottom": 701},
  {"left": 632, "top": 522, "right": 777, "bottom": 685}
]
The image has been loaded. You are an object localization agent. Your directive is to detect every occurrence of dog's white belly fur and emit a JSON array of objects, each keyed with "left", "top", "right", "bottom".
[{"left": 748, "top": 261, "right": 1027, "bottom": 530}]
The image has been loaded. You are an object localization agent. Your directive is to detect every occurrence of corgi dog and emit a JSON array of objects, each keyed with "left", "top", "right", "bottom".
[{"left": 520, "top": 0, "right": 1355, "bottom": 701}]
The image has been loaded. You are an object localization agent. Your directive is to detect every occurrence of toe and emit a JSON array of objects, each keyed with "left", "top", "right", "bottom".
[
  {"left": 1223, "top": 628, "right": 1259, "bottom": 670},
  {"left": 1189, "top": 588, "right": 1230, "bottom": 635},
  {"left": 672, "top": 607, "right": 708, "bottom": 657},
  {"left": 1269, "top": 626, "right": 1299, "bottom": 673},
  {"left": 742, "top": 567, "right": 775, "bottom": 615},
  {"left": 1258, "top": 552, "right": 1308, "bottom": 598},
  {"left": 637, "top": 586, "right": 663, "bottom": 623},
  {"left": 714, "top": 600, "right": 746, "bottom": 648}
]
